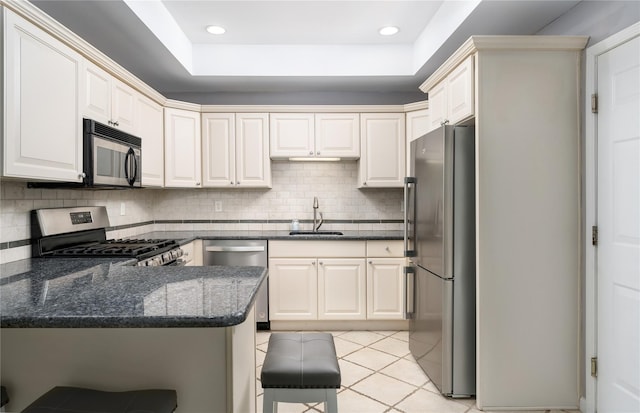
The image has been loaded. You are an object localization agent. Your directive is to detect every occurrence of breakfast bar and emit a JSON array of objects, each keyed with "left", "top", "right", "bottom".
[{"left": 0, "top": 259, "right": 267, "bottom": 412}]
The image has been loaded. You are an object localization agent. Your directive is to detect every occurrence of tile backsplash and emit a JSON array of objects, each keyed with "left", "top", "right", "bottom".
[{"left": 0, "top": 161, "right": 403, "bottom": 263}]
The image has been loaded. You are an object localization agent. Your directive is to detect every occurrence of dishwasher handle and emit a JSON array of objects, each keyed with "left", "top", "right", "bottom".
[{"left": 205, "top": 245, "right": 266, "bottom": 252}]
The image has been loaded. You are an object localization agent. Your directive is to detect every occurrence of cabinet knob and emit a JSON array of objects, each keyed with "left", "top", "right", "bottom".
[
  {"left": 363, "top": 182, "right": 367, "bottom": 186},
  {"left": 236, "top": 181, "right": 240, "bottom": 185},
  {"left": 309, "top": 151, "right": 314, "bottom": 155},
  {"left": 369, "top": 260, "right": 373, "bottom": 264},
  {"left": 114, "top": 121, "right": 120, "bottom": 127},
  {"left": 385, "top": 246, "right": 391, "bottom": 252},
  {"left": 319, "top": 261, "right": 323, "bottom": 265},
  {"left": 312, "top": 261, "right": 316, "bottom": 265},
  {"left": 316, "top": 151, "right": 320, "bottom": 155},
  {"left": 78, "top": 172, "right": 86, "bottom": 179},
  {"left": 230, "top": 181, "right": 234, "bottom": 185},
  {"left": 196, "top": 182, "right": 201, "bottom": 186}
]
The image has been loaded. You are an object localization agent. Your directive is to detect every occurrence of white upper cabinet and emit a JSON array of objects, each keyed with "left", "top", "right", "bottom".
[
  {"left": 235, "top": 113, "right": 271, "bottom": 187},
  {"left": 202, "top": 113, "right": 271, "bottom": 188},
  {"left": 2, "top": 10, "right": 83, "bottom": 182},
  {"left": 82, "top": 60, "right": 137, "bottom": 134},
  {"left": 164, "top": 107, "right": 201, "bottom": 188},
  {"left": 270, "top": 113, "right": 314, "bottom": 158},
  {"left": 314, "top": 113, "right": 360, "bottom": 158},
  {"left": 137, "top": 95, "right": 164, "bottom": 187},
  {"left": 270, "top": 113, "right": 360, "bottom": 159},
  {"left": 358, "top": 113, "right": 406, "bottom": 188},
  {"left": 405, "top": 109, "right": 430, "bottom": 175},
  {"left": 426, "top": 55, "right": 474, "bottom": 133}
]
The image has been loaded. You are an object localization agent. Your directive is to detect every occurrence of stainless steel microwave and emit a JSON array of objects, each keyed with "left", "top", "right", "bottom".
[{"left": 83, "top": 118, "right": 141, "bottom": 188}]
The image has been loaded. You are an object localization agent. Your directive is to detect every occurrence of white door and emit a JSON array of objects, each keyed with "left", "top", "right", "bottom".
[
  {"left": 318, "top": 258, "right": 366, "bottom": 320},
  {"left": 596, "top": 34, "right": 640, "bottom": 413}
]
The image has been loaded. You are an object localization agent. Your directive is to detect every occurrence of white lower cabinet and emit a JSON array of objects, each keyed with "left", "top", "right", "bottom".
[
  {"left": 269, "top": 240, "right": 404, "bottom": 321},
  {"left": 318, "top": 259, "right": 366, "bottom": 320},
  {"left": 269, "top": 241, "right": 366, "bottom": 321},
  {"left": 366, "top": 259, "right": 405, "bottom": 320},
  {"left": 366, "top": 240, "right": 406, "bottom": 320},
  {"left": 269, "top": 258, "right": 318, "bottom": 320}
]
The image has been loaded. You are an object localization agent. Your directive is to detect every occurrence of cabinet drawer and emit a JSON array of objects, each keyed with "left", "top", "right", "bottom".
[
  {"left": 366, "top": 240, "right": 404, "bottom": 257},
  {"left": 269, "top": 241, "right": 365, "bottom": 258}
]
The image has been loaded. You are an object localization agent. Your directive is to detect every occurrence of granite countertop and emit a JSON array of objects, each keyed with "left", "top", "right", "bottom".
[
  {"left": 0, "top": 258, "right": 267, "bottom": 328},
  {"left": 135, "top": 230, "right": 404, "bottom": 244}
]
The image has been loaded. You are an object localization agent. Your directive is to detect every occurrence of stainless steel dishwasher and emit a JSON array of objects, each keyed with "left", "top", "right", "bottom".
[{"left": 203, "top": 240, "right": 269, "bottom": 330}]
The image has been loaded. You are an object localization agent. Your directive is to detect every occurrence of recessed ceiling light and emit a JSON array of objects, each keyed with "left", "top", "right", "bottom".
[
  {"left": 379, "top": 26, "right": 399, "bottom": 36},
  {"left": 206, "top": 25, "right": 226, "bottom": 35}
]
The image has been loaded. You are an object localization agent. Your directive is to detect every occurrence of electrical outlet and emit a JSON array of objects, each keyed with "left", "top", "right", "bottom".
[
  {"left": 214, "top": 201, "right": 223, "bottom": 212},
  {"left": 120, "top": 202, "right": 126, "bottom": 216}
]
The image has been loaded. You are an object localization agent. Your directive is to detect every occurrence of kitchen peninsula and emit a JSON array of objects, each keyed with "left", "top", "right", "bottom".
[{"left": 0, "top": 259, "right": 266, "bottom": 412}]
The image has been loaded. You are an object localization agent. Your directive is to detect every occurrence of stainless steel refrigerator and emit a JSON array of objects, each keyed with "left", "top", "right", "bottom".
[{"left": 404, "top": 124, "right": 475, "bottom": 397}]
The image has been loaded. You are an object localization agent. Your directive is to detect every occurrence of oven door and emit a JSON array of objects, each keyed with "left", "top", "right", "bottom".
[{"left": 91, "top": 135, "right": 141, "bottom": 187}]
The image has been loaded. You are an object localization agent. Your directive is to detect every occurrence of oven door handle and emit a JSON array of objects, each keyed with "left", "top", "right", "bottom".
[{"left": 124, "top": 147, "right": 137, "bottom": 186}]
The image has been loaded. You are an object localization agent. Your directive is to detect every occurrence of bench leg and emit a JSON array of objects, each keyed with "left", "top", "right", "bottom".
[
  {"left": 263, "top": 389, "right": 277, "bottom": 413},
  {"left": 325, "top": 389, "right": 338, "bottom": 413}
]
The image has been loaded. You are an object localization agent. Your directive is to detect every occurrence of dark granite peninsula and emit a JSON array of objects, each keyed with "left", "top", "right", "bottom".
[{"left": 0, "top": 258, "right": 266, "bottom": 412}]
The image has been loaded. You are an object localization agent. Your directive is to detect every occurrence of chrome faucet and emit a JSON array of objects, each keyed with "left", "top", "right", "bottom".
[{"left": 313, "top": 196, "right": 323, "bottom": 232}]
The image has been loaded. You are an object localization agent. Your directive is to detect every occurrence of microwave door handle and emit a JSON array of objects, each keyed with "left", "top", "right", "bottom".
[
  {"left": 124, "top": 147, "right": 135, "bottom": 186},
  {"left": 131, "top": 151, "right": 138, "bottom": 184}
]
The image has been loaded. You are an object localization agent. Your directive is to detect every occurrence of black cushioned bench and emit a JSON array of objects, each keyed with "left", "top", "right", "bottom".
[
  {"left": 20, "top": 386, "right": 177, "bottom": 413},
  {"left": 261, "top": 332, "right": 341, "bottom": 413}
]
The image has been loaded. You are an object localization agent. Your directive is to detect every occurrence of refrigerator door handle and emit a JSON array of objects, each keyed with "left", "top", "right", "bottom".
[
  {"left": 404, "top": 265, "right": 415, "bottom": 319},
  {"left": 404, "top": 177, "right": 417, "bottom": 257}
]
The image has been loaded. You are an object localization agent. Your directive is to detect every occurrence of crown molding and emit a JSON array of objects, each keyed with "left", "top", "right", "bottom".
[
  {"left": 2, "top": 0, "right": 166, "bottom": 105},
  {"left": 200, "top": 104, "right": 409, "bottom": 113},
  {"left": 403, "top": 100, "right": 428, "bottom": 112},
  {"left": 419, "top": 35, "right": 589, "bottom": 92},
  {"left": 164, "top": 99, "right": 203, "bottom": 112}
]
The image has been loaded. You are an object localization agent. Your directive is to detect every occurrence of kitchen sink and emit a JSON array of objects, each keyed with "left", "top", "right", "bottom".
[{"left": 289, "top": 231, "right": 344, "bottom": 236}]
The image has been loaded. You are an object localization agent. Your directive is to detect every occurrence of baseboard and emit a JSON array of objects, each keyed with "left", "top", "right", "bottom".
[{"left": 270, "top": 320, "right": 409, "bottom": 331}]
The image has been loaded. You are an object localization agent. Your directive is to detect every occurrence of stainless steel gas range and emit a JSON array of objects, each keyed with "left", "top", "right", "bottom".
[{"left": 31, "top": 207, "right": 184, "bottom": 266}]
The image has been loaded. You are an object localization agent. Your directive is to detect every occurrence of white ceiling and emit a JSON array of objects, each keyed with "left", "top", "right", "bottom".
[{"left": 31, "top": 0, "right": 582, "bottom": 101}]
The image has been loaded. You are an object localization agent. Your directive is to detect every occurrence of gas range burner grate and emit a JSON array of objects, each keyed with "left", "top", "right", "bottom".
[{"left": 48, "top": 239, "right": 180, "bottom": 259}]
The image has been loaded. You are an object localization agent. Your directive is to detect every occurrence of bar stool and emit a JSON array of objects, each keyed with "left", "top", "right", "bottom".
[
  {"left": 21, "top": 386, "right": 177, "bottom": 413},
  {"left": 261, "top": 332, "right": 341, "bottom": 413}
]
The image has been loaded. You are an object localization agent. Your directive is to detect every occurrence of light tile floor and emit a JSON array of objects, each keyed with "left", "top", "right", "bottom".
[{"left": 256, "top": 330, "right": 582, "bottom": 413}]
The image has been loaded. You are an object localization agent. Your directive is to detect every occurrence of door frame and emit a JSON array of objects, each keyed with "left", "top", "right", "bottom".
[{"left": 584, "top": 21, "right": 640, "bottom": 413}]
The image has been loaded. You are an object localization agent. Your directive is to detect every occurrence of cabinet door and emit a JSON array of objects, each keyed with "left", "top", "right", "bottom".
[
  {"left": 447, "top": 55, "right": 475, "bottom": 125},
  {"left": 269, "top": 258, "right": 318, "bottom": 320},
  {"left": 318, "top": 258, "right": 366, "bottom": 320},
  {"left": 3, "top": 11, "right": 83, "bottom": 182},
  {"left": 315, "top": 113, "right": 360, "bottom": 158},
  {"left": 406, "top": 109, "right": 430, "bottom": 175},
  {"left": 269, "top": 113, "right": 315, "bottom": 158},
  {"left": 367, "top": 258, "right": 405, "bottom": 320},
  {"left": 137, "top": 95, "right": 164, "bottom": 187},
  {"left": 236, "top": 113, "right": 271, "bottom": 187},
  {"left": 164, "top": 108, "right": 201, "bottom": 187},
  {"left": 111, "top": 79, "right": 137, "bottom": 134},
  {"left": 202, "top": 113, "right": 236, "bottom": 187},
  {"left": 427, "top": 80, "right": 447, "bottom": 132},
  {"left": 359, "top": 113, "right": 406, "bottom": 188},
  {"left": 82, "top": 60, "right": 111, "bottom": 125}
]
